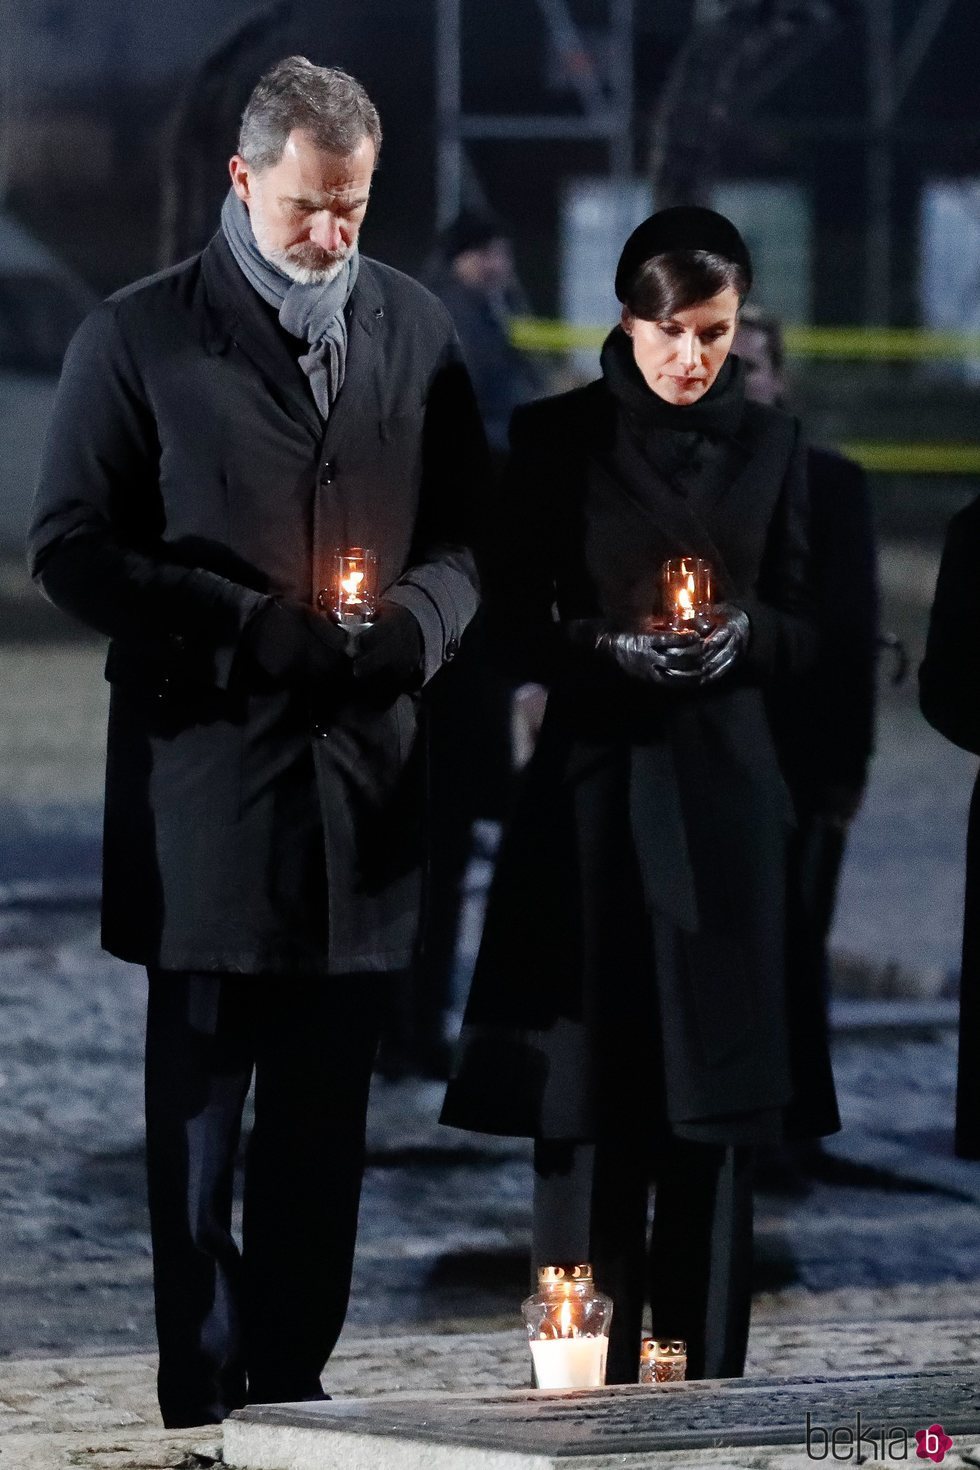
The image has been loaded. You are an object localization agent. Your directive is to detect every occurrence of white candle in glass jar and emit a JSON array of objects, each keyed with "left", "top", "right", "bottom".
[{"left": 530, "top": 1334, "right": 608, "bottom": 1389}]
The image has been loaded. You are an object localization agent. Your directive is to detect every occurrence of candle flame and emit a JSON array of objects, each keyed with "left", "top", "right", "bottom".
[
  {"left": 341, "top": 569, "right": 364, "bottom": 603},
  {"left": 559, "top": 1299, "right": 576, "bottom": 1338},
  {"left": 675, "top": 571, "right": 697, "bottom": 619}
]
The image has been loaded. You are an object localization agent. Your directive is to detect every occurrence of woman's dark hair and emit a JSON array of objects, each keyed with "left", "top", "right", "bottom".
[{"left": 622, "top": 249, "right": 750, "bottom": 322}]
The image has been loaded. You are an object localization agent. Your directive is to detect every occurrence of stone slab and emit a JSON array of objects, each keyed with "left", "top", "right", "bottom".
[{"left": 224, "top": 1367, "right": 980, "bottom": 1469}]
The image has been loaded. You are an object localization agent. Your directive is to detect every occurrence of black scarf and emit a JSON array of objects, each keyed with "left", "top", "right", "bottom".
[
  {"left": 600, "top": 326, "right": 746, "bottom": 506},
  {"left": 600, "top": 325, "right": 745, "bottom": 437}
]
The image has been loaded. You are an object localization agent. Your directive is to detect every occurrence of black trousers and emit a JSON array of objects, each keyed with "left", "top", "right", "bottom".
[
  {"left": 144, "top": 970, "right": 387, "bottom": 1428},
  {"left": 533, "top": 1134, "right": 755, "bottom": 1384}
]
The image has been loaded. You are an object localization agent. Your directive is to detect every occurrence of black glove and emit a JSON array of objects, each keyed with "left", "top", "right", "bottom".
[
  {"left": 241, "top": 600, "right": 350, "bottom": 688},
  {"left": 592, "top": 624, "right": 705, "bottom": 685},
  {"left": 350, "top": 600, "right": 424, "bottom": 695},
  {"left": 699, "top": 603, "right": 750, "bottom": 684}
]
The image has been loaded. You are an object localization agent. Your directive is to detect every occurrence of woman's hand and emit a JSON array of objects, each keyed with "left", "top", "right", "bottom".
[
  {"left": 593, "top": 625, "right": 705, "bottom": 685},
  {"left": 699, "top": 603, "right": 750, "bottom": 683},
  {"left": 572, "top": 604, "right": 750, "bottom": 687}
]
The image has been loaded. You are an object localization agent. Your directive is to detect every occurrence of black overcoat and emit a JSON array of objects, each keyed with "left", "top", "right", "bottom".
[
  {"left": 441, "top": 378, "right": 840, "bottom": 1143},
  {"left": 28, "top": 234, "right": 488, "bottom": 974},
  {"left": 919, "top": 496, "right": 980, "bottom": 1158},
  {"left": 768, "top": 447, "right": 878, "bottom": 813}
]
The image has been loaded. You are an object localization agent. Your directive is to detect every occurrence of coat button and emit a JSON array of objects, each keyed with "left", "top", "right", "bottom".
[
  {"left": 320, "top": 460, "right": 335, "bottom": 484},
  {"left": 446, "top": 637, "right": 459, "bottom": 661}
]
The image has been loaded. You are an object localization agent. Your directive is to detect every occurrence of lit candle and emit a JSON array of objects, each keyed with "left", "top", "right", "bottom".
[
  {"left": 529, "top": 1334, "right": 608, "bottom": 1390},
  {"left": 321, "top": 546, "right": 378, "bottom": 628},
  {"left": 661, "top": 557, "right": 713, "bottom": 630},
  {"left": 521, "top": 1263, "right": 612, "bottom": 1391}
]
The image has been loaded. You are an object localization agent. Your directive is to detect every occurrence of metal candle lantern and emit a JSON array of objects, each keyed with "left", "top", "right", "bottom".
[
  {"left": 639, "top": 1337, "right": 687, "bottom": 1384},
  {"left": 661, "top": 557, "right": 713, "bottom": 630},
  {"left": 323, "top": 547, "right": 378, "bottom": 628},
  {"left": 521, "top": 1263, "right": 613, "bottom": 1390}
]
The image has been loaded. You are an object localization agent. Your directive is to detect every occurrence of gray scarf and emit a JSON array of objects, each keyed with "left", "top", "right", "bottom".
[{"left": 220, "top": 187, "right": 360, "bottom": 419}]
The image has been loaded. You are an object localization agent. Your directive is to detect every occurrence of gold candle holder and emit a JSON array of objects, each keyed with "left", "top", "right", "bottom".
[
  {"left": 640, "top": 1337, "right": 687, "bottom": 1384},
  {"left": 661, "top": 557, "right": 713, "bottom": 630}
]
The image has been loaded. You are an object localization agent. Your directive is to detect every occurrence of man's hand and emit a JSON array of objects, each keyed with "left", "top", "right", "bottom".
[
  {"left": 350, "top": 601, "right": 424, "bottom": 696},
  {"left": 241, "top": 600, "right": 351, "bottom": 689}
]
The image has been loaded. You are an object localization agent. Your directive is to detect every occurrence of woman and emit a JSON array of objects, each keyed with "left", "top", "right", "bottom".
[{"left": 441, "top": 207, "right": 839, "bottom": 1383}]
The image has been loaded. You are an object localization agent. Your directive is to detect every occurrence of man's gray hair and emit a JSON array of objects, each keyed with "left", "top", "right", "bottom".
[{"left": 238, "top": 55, "right": 382, "bottom": 171}]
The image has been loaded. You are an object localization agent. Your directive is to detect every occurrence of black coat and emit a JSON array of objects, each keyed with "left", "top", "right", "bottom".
[
  {"left": 768, "top": 447, "right": 879, "bottom": 815},
  {"left": 919, "top": 496, "right": 980, "bottom": 1158},
  {"left": 28, "top": 234, "right": 488, "bottom": 974},
  {"left": 441, "top": 377, "right": 840, "bottom": 1144}
]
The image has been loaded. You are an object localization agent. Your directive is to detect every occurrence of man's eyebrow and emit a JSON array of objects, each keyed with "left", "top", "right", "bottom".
[{"left": 282, "top": 192, "right": 371, "bottom": 209}]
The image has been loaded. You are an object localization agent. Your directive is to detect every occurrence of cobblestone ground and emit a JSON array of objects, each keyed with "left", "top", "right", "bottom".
[
  {"left": 2, "top": 909, "right": 980, "bottom": 1364},
  {"left": 2, "top": 530, "right": 980, "bottom": 1367}
]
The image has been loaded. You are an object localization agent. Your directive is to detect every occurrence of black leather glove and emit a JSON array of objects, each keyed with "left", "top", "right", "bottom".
[
  {"left": 592, "top": 624, "right": 705, "bottom": 685},
  {"left": 241, "top": 600, "right": 350, "bottom": 688},
  {"left": 350, "top": 600, "right": 424, "bottom": 694},
  {"left": 699, "top": 603, "right": 750, "bottom": 684}
]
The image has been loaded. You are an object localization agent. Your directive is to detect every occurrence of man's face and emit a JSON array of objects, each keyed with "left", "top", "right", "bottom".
[
  {"left": 622, "top": 286, "right": 740, "bottom": 406},
  {"left": 229, "top": 128, "right": 375, "bottom": 284},
  {"left": 732, "top": 323, "right": 784, "bottom": 407},
  {"left": 452, "top": 238, "right": 513, "bottom": 292}
]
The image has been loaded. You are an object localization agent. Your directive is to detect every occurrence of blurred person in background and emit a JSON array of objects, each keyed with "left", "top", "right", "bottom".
[
  {"left": 391, "top": 211, "right": 543, "bottom": 1077},
  {"left": 920, "top": 502, "right": 980, "bottom": 1160},
  {"left": 735, "top": 309, "right": 879, "bottom": 1047},
  {"left": 443, "top": 208, "right": 840, "bottom": 1383},
  {"left": 429, "top": 209, "right": 542, "bottom": 459},
  {"left": 27, "top": 56, "right": 486, "bottom": 1427}
]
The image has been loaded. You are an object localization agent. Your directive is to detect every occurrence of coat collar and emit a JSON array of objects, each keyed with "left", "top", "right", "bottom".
[
  {"left": 582, "top": 382, "right": 790, "bottom": 599},
  {"left": 200, "top": 233, "right": 387, "bottom": 450}
]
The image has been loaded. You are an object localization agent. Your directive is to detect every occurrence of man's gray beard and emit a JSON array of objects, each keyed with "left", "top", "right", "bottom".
[{"left": 269, "top": 251, "right": 348, "bottom": 286}]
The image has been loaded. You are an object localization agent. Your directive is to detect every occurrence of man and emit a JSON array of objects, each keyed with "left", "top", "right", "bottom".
[
  {"left": 734, "top": 307, "right": 878, "bottom": 1135},
  {"left": 28, "top": 57, "right": 487, "bottom": 1427},
  {"left": 430, "top": 210, "right": 540, "bottom": 457}
]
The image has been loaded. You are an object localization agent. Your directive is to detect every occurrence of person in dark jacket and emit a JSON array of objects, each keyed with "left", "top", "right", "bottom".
[
  {"left": 430, "top": 210, "right": 541, "bottom": 458},
  {"left": 398, "top": 213, "right": 542, "bottom": 1077},
  {"left": 735, "top": 309, "right": 879, "bottom": 1029},
  {"left": 920, "top": 498, "right": 980, "bottom": 1160},
  {"left": 27, "top": 56, "right": 487, "bottom": 1427},
  {"left": 442, "top": 207, "right": 839, "bottom": 1384}
]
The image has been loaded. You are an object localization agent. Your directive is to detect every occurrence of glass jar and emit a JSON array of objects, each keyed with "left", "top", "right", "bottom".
[
  {"left": 640, "top": 1337, "right": 687, "bottom": 1384},
  {"left": 521, "top": 1263, "right": 613, "bottom": 1389},
  {"left": 321, "top": 546, "right": 378, "bottom": 628},
  {"left": 661, "top": 556, "right": 713, "bottom": 629}
]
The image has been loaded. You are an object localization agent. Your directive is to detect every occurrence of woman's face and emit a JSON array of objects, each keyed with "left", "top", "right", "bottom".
[{"left": 623, "top": 286, "right": 741, "bottom": 406}]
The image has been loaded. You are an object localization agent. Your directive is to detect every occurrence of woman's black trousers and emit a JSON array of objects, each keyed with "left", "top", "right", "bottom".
[{"left": 532, "top": 1133, "right": 755, "bottom": 1383}]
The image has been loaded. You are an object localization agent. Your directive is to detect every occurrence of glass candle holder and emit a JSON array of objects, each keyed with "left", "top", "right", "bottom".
[
  {"left": 521, "top": 1263, "right": 613, "bottom": 1390},
  {"left": 639, "top": 1337, "right": 687, "bottom": 1384},
  {"left": 321, "top": 546, "right": 378, "bottom": 628},
  {"left": 661, "top": 557, "right": 713, "bottom": 630}
]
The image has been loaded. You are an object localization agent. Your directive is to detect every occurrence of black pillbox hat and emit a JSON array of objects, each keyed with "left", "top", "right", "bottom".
[{"left": 614, "top": 205, "right": 753, "bottom": 303}]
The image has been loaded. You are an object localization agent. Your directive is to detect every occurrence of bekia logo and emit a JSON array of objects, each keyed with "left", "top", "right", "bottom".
[
  {"left": 805, "top": 1412, "right": 953, "bottom": 1462},
  {"left": 915, "top": 1424, "right": 953, "bottom": 1463}
]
